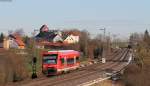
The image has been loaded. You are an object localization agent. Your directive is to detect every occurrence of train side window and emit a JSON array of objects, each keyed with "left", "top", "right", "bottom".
[
  {"left": 67, "top": 58, "right": 74, "bottom": 64},
  {"left": 61, "top": 58, "right": 65, "bottom": 64},
  {"left": 76, "top": 57, "right": 79, "bottom": 62}
]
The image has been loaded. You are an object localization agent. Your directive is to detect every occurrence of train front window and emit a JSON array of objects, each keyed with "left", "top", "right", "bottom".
[{"left": 43, "top": 54, "right": 58, "bottom": 64}]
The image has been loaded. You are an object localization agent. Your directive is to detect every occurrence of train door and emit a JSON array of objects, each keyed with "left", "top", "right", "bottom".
[
  {"left": 60, "top": 56, "right": 67, "bottom": 72},
  {"left": 66, "top": 56, "right": 75, "bottom": 70}
]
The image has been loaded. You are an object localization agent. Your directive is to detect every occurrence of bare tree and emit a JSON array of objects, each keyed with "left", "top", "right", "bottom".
[
  {"left": 8, "top": 30, "right": 13, "bottom": 35},
  {"left": 8, "top": 28, "right": 25, "bottom": 36},
  {"left": 14, "top": 29, "right": 25, "bottom": 36},
  {"left": 79, "top": 30, "right": 90, "bottom": 57}
]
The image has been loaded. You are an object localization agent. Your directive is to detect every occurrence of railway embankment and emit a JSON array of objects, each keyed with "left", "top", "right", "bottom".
[
  {"left": 0, "top": 49, "right": 29, "bottom": 85},
  {"left": 122, "top": 44, "right": 150, "bottom": 86}
]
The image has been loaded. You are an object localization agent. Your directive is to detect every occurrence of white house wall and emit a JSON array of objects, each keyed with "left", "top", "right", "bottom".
[
  {"left": 64, "top": 35, "right": 79, "bottom": 44},
  {"left": 53, "top": 35, "right": 63, "bottom": 43},
  {"left": 9, "top": 39, "right": 19, "bottom": 48}
]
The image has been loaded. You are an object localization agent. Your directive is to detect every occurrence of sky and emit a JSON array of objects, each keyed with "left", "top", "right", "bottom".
[{"left": 0, "top": 0, "right": 150, "bottom": 39}]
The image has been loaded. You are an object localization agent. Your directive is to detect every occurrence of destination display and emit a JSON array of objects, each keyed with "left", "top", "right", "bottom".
[{"left": 43, "top": 54, "right": 58, "bottom": 59}]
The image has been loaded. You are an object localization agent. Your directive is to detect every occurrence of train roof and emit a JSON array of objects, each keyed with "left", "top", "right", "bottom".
[
  {"left": 48, "top": 50, "right": 75, "bottom": 52},
  {"left": 44, "top": 50, "right": 79, "bottom": 55}
]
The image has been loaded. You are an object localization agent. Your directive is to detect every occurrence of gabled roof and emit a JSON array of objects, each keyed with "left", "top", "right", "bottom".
[
  {"left": 62, "top": 33, "right": 69, "bottom": 40},
  {"left": 63, "top": 30, "right": 81, "bottom": 36},
  {"left": 9, "top": 34, "right": 25, "bottom": 46},
  {"left": 40, "top": 24, "right": 49, "bottom": 32},
  {"left": 48, "top": 34, "right": 57, "bottom": 41},
  {"left": 36, "top": 31, "right": 58, "bottom": 42},
  {"left": 62, "top": 33, "right": 79, "bottom": 40},
  {"left": 36, "top": 31, "right": 52, "bottom": 38}
]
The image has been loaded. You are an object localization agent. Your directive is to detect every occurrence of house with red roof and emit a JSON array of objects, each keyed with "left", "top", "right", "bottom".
[
  {"left": 35, "top": 25, "right": 80, "bottom": 49},
  {"left": 5, "top": 34, "right": 25, "bottom": 49},
  {"left": 63, "top": 34, "right": 79, "bottom": 44},
  {"left": 62, "top": 31, "right": 80, "bottom": 44}
]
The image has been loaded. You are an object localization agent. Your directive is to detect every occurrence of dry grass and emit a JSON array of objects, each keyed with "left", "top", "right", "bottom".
[
  {"left": 91, "top": 80, "right": 124, "bottom": 86},
  {"left": 0, "top": 49, "right": 29, "bottom": 85},
  {"left": 123, "top": 64, "right": 150, "bottom": 86},
  {"left": 122, "top": 41, "right": 150, "bottom": 86}
]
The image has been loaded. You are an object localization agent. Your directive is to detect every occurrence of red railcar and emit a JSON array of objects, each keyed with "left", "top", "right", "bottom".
[{"left": 42, "top": 50, "right": 80, "bottom": 75}]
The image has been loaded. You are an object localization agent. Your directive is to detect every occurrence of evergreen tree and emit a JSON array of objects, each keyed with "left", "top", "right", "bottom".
[
  {"left": 23, "top": 36, "right": 30, "bottom": 46},
  {"left": 0, "top": 33, "right": 4, "bottom": 43},
  {"left": 143, "top": 30, "right": 150, "bottom": 45}
]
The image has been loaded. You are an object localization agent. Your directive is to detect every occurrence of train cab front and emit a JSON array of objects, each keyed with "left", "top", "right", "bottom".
[{"left": 42, "top": 54, "right": 58, "bottom": 76}]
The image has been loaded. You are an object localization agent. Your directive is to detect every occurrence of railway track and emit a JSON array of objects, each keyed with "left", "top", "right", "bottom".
[
  {"left": 6, "top": 48, "right": 130, "bottom": 86},
  {"left": 6, "top": 49, "right": 122, "bottom": 85},
  {"left": 40, "top": 49, "right": 130, "bottom": 86}
]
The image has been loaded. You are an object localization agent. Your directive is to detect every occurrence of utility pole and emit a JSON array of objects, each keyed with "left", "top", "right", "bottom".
[
  {"left": 33, "top": 29, "right": 39, "bottom": 56},
  {"left": 107, "top": 32, "right": 111, "bottom": 54},
  {"left": 99, "top": 28, "right": 106, "bottom": 63},
  {"left": 31, "top": 29, "right": 39, "bottom": 79},
  {"left": 99, "top": 28, "right": 106, "bottom": 42}
]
